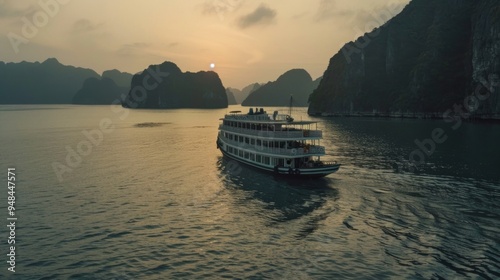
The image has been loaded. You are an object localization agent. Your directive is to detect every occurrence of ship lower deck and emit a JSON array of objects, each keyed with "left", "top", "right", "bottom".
[{"left": 217, "top": 136, "right": 340, "bottom": 178}]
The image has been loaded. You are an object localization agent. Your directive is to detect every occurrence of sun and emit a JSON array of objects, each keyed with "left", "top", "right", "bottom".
[{"left": 210, "top": 63, "right": 215, "bottom": 69}]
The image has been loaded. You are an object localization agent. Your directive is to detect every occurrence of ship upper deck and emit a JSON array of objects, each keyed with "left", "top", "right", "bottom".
[
  {"left": 221, "top": 110, "right": 318, "bottom": 126},
  {"left": 219, "top": 109, "right": 322, "bottom": 139}
]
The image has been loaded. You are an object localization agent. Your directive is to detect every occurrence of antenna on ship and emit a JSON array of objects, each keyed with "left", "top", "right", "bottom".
[{"left": 287, "top": 94, "right": 294, "bottom": 122}]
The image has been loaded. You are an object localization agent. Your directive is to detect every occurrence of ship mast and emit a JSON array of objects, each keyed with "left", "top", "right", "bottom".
[{"left": 287, "top": 95, "right": 294, "bottom": 122}]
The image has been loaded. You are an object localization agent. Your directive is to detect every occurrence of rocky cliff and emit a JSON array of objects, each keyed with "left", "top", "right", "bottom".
[
  {"left": 242, "top": 69, "right": 319, "bottom": 107},
  {"left": 122, "top": 61, "right": 228, "bottom": 109},
  {"left": 73, "top": 77, "right": 129, "bottom": 105},
  {"left": 308, "top": 0, "right": 500, "bottom": 119}
]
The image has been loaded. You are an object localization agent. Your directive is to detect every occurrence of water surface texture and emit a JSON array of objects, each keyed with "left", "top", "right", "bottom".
[{"left": 0, "top": 105, "right": 498, "bottom": 279}]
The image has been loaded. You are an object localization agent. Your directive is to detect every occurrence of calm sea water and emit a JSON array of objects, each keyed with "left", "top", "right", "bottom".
[{"left": 0, "top": 105, "right": 499, "bottom": 279}]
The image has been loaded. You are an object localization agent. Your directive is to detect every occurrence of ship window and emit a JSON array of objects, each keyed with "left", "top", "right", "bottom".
[
  {"left": 263, "top": 141, "right": 268, "bottom": 147},
  {"left": 256, "top": 155, "right": 262, "bottom": 163},
  {"left": 239, "top": 150, "right": 243, "bottom": 157},
  {"left": 257, "top": 139, "right": 262, "bottom": 146},
  {"left": 239, "top": 136, "right": 243, "bottom": 142},
  {"left": 244, "top": 152, "right": 249, "bottom": 159},
  {"left": 245, "top": 137, "right": 250, "bottom": 144},
  {"left": 250, "top": 153, "right": 255, "bottom": 161},
  {"left": 263, "top": 157, "right": 270, "bottom": 165},
  {"left": 250, "top": 138, "right": 255, "bottom": 145}
]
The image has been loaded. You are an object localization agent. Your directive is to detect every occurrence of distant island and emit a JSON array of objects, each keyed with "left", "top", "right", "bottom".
[
  {"left": 242, "top": 69, "right": 321, "bottom": 107},
  {"left": 73, "top": 70, "right": 132, "bottom": 105},
  {"left": 225, "top": 89, "right": 238, "bottom": 105},
  {"left": 0, "top": 58, "right": 99, "bottom": 104},
  {"left": 227, "top": 83, "right": 262, "bottom": 105},
  {"left": 0, "top": 58, "right": 135, "bottom": 105},
  {"left": 122, "top": 61, "right": 228, "bottom": 109},
  {"left": 308, "top": 0, "right": 500, "bottom": 119}
]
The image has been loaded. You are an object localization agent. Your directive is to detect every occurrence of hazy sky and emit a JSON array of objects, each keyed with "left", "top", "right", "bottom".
[{"left": 0, "top": 0, "right": 410, "bottom": 88}]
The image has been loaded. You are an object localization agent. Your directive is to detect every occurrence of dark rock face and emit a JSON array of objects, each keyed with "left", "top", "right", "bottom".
[
  {"left": 308, "top": 0, "right": 500, "bottom": 119},
  {"left": 0, "top": 58, "right": 99, "bottom": 104},
  {"left": 122, "top": 61, "right": 228, "bottom": 109},
  {"left": 472, "top": 0, "right": 500, "bottom": 115},
  {"left": 73, "top": 77, "right": 128, "bottom": 105},
  {"left": 242, "top": 69, "right": 318, "bottom": 107}
]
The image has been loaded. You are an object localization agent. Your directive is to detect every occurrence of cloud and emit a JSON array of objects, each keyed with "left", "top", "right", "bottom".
[
  {"left": 167, "top": 42, "right": 179, "bottom": 48},
  {"left": 292, "top": 12, "right": 309, "bottom": 20},
  {"left": 117, "top": 42, "right": 151, "bottom": 57},
  {"left": 314, "top": 0, "right": 355, "bottom": 22},
  {"left": 201, "top": 0, "right": 243, "bottom": 15},
  {"left": 0, "top": 1, "right": 36, "bottom": 19},
  {"left": 315, "top": 0, "right": 337, "bottom": 21},
  {"left": 237, "top": 3, "right": 276, "bottom": 29},
  {"left": 72, "top": 19, "right": 103, "bottom": 33}
]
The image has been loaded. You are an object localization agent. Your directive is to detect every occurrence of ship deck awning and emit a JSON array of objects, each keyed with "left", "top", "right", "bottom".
[{"left": 219, "top": 118, "right": 318, "bottom": 125}]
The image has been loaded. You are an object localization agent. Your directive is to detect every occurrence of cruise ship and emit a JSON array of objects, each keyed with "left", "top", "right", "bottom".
[{"left": 216, "top": 108, "right": 340, "bottom": 177}]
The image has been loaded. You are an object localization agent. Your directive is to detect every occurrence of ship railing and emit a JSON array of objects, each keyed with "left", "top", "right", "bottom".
[
  {"left": 298, "top": 160, "right": 339, "bottom": 169},
  {"left": 219, "top": 125, "right": 322, "bottom": 139},
  {"left": 319, "top": 161, "right": 339, "bottom": 166},
  {"left": 220, "top": 137, "right": 326, "bottom": 155},
  {"left": 224, "top": 114, "right": 271, "bottom": 121}
]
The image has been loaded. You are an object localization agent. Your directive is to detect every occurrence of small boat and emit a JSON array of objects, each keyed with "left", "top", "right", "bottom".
[{"left": 216, "top": 100, "right": 340, "bottom": 178}]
